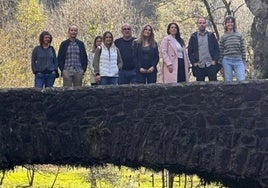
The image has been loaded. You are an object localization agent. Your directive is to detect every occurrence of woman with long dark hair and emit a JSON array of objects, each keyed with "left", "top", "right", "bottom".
[
  {"left": 160, "top": 23, "right": 189, "bottom": 83},
  {"left": 88, "top": 36, "right": 102, "bottom": 85}
]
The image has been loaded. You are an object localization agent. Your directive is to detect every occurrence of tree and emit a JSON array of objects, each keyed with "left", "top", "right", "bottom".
[
  {"left": 200, "top": 0, "right": 248, "bottom": 40},
  {"left": 85, "top": 164, "right": 121, "bottom": 188},
  {"left": 16, "top": 0, "right": 45, "bottom": 48},
  {"left": 0, "top": 0, "right": 17, "bottom": 28},
  {"left": 23, "top": 165, "right": 35, "bottom": 187},
  {"left": 0, "top": 0, "right": 46, "bottom": 88},
  {"left": 156, "top": 0, "right": 205, "bottom": 40},
  {"left": 0, "top": 170, "right": 6, "bottom": 185}
]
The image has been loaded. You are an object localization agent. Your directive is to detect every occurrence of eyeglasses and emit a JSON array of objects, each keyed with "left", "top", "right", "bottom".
[{"left": 123, "top": 28, "right": 131, "bottom": 31}]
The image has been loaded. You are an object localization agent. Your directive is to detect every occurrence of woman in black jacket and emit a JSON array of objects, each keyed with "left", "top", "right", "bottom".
[{"left": 133, "top": 24, "right": 159, "bottom": 84}]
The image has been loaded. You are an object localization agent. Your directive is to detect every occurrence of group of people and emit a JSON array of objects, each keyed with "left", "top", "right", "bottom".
[
  {"left": 91, "top": 24, "right": 159, "bottom": 85},
  {"left": 31, "top": 15, "right": 246, "bottom": 88}
]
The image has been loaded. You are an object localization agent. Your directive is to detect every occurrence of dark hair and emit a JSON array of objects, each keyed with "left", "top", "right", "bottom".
[
  {"left": 224, "top": 15, "right": 237, "bottom": 32},
  {"left": 92, "top": 36, "right": 102, "bottom": 52},
  {"left": 167, "top": 23, "right": 185, "bottom": 47},
  {"left": 39, "top": 31, "right": 52, "bottom": 46},
  {"left": 103, "top": 31, "right": 114, "bottom": 46}
]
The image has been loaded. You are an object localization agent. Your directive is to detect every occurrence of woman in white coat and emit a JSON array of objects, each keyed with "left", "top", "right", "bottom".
[
  {"left": 93, "top": 31, "right": 123, "bottom": 85},
  {"left": 160, "top": 23, "right": 189, "bottom": 83}
]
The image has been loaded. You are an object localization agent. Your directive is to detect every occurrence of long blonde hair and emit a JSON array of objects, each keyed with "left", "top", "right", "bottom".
[{"left": 135, "top": 24, "right": 157, "bottom": 47}]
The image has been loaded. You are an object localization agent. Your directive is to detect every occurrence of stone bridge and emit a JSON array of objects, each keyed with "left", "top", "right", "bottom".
[{"left": 0, "top": 81, "right": 267, "bottom": 188}]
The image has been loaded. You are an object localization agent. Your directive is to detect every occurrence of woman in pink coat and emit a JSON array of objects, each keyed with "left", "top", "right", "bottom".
[{"left": 160, "top": 23, "right": 190, "bottom": 83}]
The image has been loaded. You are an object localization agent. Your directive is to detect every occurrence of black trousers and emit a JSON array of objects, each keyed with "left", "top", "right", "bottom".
[
  {"left": 137, "top": 70, "right": 157, "bottom": 84},
  {"left": 177, "top": 58, "right": 186, "bottom": 82},
  {"left": 192, "top": 64, "right": 221, "bottom": 81}
]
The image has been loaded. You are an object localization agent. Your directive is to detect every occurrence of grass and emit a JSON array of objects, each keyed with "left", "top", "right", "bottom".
[{"left": 0, "top": 165, "right": 224, "bottom": 188}]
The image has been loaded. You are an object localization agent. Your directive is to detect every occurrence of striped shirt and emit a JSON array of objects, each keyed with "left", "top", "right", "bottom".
[{"left": 219, "top": 32, "right": 246, "bottom": 63}]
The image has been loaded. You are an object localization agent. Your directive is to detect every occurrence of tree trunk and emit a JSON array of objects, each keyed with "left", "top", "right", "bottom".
[
  {"left": 245, "top": 0, "right": 268, "bottom": 78},
  {"left": 90, "top": 167, "right": 97, "bottom": 188},
  {"left": 0, "top": 170, "right": 5, "bottom": 185},
  {"left": 50, "top": 166, "right": 60, "bottom": 188},
  {"left": 168, "top": 172, "right": 174, "bottom": 188}
]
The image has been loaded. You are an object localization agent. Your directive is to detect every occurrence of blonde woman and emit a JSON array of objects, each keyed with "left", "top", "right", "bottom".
[
  {"left": 93, "top": 31, "right": 123, "bottom": 85},
  {"left": 133, "top": 24, "right": 159, "bottom": 84}
]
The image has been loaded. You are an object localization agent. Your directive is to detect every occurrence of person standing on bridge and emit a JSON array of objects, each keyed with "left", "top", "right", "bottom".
[
  {"left": 114, "top": 23, "right": 137, "bottom": 84},
  {"left": 31, "top": 31, "right": 58, "bottom": 88},
  {"left": 188, "top": 17, "right": 221, "bottom": 81},
  {"left": 160, "top": 22, "right": 190, "bottom": 83},
  {"left": 88, "top": 36, "right": 102, "bottom": 85},
  {"left": 219, "top": 15, "right": 246, "bottom": 81},
  {"left": 93, "top": 31, "right": 123, "bottom": 85},
  {"left": 133, "top": 24, "right": 159, "bottom": 84},
  {"left": 58, "top": 25, "right": 88, "bottom": 87}
]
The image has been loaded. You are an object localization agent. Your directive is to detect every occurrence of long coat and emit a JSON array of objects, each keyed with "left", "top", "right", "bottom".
[{"left": 160, "top": 35, "right": 190, "bottom": 83}]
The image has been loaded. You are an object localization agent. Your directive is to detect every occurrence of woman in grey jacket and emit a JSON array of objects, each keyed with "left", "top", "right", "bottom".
[{"left": 31, "top": 31, "right": 58, "bottom": 88}]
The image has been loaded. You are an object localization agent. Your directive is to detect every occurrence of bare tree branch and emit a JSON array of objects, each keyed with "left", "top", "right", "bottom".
[
  {"left": 222, "top": 0, "right": 232, "bottom": 15},
  {"left": 0, "top": 170, "right": 5, "bottom": 185},
  {"left": 202, "top": 0, "right": 220, "bottom": 40},
  {"left": 233, "top": 3, "right": 246, "bottom": 15},
  {"left": 50, "top": 166, "right": 60, "bottom": 188}
]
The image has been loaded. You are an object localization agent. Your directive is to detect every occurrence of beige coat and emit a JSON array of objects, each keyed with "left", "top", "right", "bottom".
[{"left": 160, "top": 35, "right": 190, "bottom": 83}]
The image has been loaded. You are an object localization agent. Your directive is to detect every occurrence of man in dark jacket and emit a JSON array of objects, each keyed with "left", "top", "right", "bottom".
[
  {"left": 114, "top": 23, "right": 136, "bottom": 84},
  {"left": 58, "top": 25, "right": 88, "bottom": 87},
  {"left": 188, "top": 17, "right": 220, "bottom": 81}
]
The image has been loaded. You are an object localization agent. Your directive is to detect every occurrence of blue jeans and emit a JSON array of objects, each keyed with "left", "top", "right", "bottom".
[
  {"left": 100, "top": 77, "right": 118, "bottom": 85},
  {"left": 35, "top": 72, "right": 56, "bottom": 88},
  {"left": 118, "top": 69, "right": 137, "bottom": 84},
  {"left": 222, "top": 57, "right": 245, "bottom": 81}
]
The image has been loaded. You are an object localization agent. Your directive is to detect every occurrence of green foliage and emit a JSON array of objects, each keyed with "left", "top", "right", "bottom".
[
  {"left": 156, "top": 0, "right": 205, "bottom": 42},
  {"left": 0, "top": 0, "right": 46, "bottom": 88},
  {"left": 0, "top": 29, "right": 33, "bottom": 88},
  {"left": 16, "top": 0, "right": 45, "bottom": 38}
]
